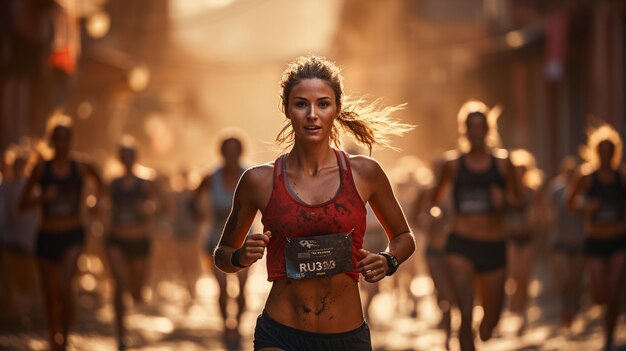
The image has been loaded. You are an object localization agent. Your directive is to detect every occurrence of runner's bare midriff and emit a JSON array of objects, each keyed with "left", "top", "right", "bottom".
[
  {"left": 40, "top": 216, "right": 83, "bottom": 233},
  {"left": 111, "top": 224, "right": 150, "bottom": 239},
  {"left": 264, "top": 274, "right": 363, "bottom": 333},
  {"left": 454, "top": 213, "right": 505, "bottom": 241},
  {"left": 586, "top": 221, "right": 626, "bottom": 239}
]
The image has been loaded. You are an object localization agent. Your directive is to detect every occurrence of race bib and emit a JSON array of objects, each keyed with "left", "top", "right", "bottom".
[
  {"left": 593, "top": 203, "right": 622, "bottom": 224},
  {"left": 285, "top": 233, "right": 353, "bottom": 280},
  {"left": 458, "top": 187, "right": 491, "bottom": 213}
]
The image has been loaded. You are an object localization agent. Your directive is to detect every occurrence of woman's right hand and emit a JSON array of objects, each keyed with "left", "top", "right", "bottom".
[{"left": 238, "top": 231, "right": 271, "bottom": 266}]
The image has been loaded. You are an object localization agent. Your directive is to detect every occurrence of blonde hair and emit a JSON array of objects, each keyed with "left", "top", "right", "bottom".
[
  {"left": 456, "top": 100, "right": 502, "bottom": 152},
  {"left": 579, "top": 123, "right": 623, "bottom": 172},
  {"left": 45, "top": 111, "right": 74, "bottom": 140},
  {"left": 35, "top": 111, "right": 75, "bottom": 159},
  {"left": 510, "top": 148, "right": 544, "bottom": 191},
  {"left": 277, "top": 55, "right": 412, "bottom": 154},
  {"left": 119, "top": 134, "right": 138, "bottom": 151}
]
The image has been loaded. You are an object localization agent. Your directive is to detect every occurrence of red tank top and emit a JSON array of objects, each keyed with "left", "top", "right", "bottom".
[{"left": 262, "top": 150, "right": 367, "bottom": 282}]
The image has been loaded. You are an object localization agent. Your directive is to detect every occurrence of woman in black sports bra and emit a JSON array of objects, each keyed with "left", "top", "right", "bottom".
[
  {"left": 105, "top": 136, "right": 164, "bottom": 350},
  {"left": 567, "top": 124, "right": 626, "bottom": 351},
  {"left": 19, "top": 114, "right": 103, "bottom": 351},
  {"left": 431, "top": 101, "right": 520, "bottom": 351}
]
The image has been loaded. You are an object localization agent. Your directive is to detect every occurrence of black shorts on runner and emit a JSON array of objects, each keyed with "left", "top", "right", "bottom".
[
  {"left": 253, "top": 311, "right": 372, "bottom": 351},
  {"left": 36, "top": 228, "right": 85, "bottom": 262}
]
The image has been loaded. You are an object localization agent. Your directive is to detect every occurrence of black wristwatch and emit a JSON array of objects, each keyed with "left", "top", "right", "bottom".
[
  {"left": 378, "top": 252, "right": 399, "bottom": 276},
  {"left": 230, "top": 249, "right": 249, "bottom": 269}
]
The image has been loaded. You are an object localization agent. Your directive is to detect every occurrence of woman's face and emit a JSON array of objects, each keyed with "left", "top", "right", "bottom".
[
  {"left": 221, "top": 139, "right": 242, "bottom": 164},
  {"left": 466, "top": 113, "right": 488, "bottom": 147},
  {"left": 51, "top": 126, "right": 72, "bottom": 155},
  {"left": 597, "top": 140, "right": 615, "bottom": 168},
  {"left": 119, "top": 147, "right": 136, "bottom": 170},
  {"left": 286, "top": 78, "right": 338, "bottom": 145}
]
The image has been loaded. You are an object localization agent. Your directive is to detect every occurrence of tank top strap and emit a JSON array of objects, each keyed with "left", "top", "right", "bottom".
[
  {"left": 43, "top": 159, "right": 51, "bottom": 173},
  {"left": 335, "top": 149, "right": 349, "bottom": 173},
  {"left": 489, "top": 154, "right": 499, "bottom": 172},
  {"left": 70, "top": 160, "right": 79, "bottom": 178},
  {"left": 336, "top": 150, "right": 362, "bottom": 197},
  {"left": 456, "top": 153, "right": 468, "bottom": 176},
  {"left": 42, "top": 160, "right": 53, "bottom": 180},
  {"left": 274, "top": 155, "right": 285, "bottom": 180},
  {"left": 593, "top": 171, "right": 600, "bottom": 185},
  {"left": 273, "top": 151, "right": 352, "bottom": 189},
  {"left": 587, "top": 171, "right": 600, "bottom": 195}
]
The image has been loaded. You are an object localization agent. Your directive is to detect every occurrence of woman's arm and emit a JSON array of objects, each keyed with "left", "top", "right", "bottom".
[
  {"left": 431, "top": 158, "right": 454, "bottom": 210},
  {"left": 214, "top": 165, "right": 273, "bottom": 273},
  {"left": 352, "top": 156, "right": 415, "bottom": 282},
  {"left": 566, "top": 170, "right": 594, "bottom": 217},
  {"left": 147, "top": 178, "right": 176, "bottom": 218},
  {"left": 82, "top": 162, "right": 104, "bottom": 195},
  {"left": 498, "top": 155, "right": 523, "bottom": 210},
  {"left": 191, "top": 175, "right": 211, "bottom": 221},
  {"left": 18, "top": 161, "right": 44, "bottom": 212},
  {"left": 80, "top": 161, "right": 108, "bottom": 218}
]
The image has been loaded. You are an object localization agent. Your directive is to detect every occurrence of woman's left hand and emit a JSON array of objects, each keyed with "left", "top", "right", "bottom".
[{"left": 357, "top": 249, "right": 388, "bottom": 283}]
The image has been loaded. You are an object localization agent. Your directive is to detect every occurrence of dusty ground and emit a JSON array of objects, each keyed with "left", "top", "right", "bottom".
[{"left": 0, "top": 244, "right": 624, "bottom": 351}]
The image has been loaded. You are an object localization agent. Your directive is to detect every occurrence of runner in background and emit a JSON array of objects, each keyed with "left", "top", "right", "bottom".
[
  {"left": 19, "top": 114, "right": 104, "bottom": 351},
  {"left": 104, "top": 136, "right": 165, "bottom": 350},
  {"left": 0, "top": 143, "right": 41, "bottom": 326},
  {"left": 389, "top": 157, "right": 424, "bottom": 320},
  {"left": 431, "top": 101, "right": 520, "bottom": 351},
  {"left": 567, "top": 124, "right": 626, "bottom": 351},
  {"left": 170, "top": 167, "right": 202, "bottom": 309},
  {"left": 545, "top": 155, "right": 585, "bottom": 330},
  {"left": 194, "top": 132, "right": 250, "bottom": 342},
  {"left": 410, "top": 155, "right": 454, "bottom": 349}
]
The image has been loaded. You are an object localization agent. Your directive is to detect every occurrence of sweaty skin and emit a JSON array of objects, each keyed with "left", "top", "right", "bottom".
[
  {"left": 215, "top": 153, "right": 414, "bottom": 333},
  {"left": 214, "top": 77, "right": 415, "bottom": 335}
]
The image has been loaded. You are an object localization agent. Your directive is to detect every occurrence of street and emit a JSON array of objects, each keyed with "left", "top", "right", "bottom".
[{"left": 1, "top": 251, "right": 625, "bottom": 351}]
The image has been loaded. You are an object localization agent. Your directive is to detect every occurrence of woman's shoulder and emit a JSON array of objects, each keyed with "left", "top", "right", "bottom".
[
  {"left": 347, "top": 154, "right": 384, "bottom": 179},
  {"left": 618, "top": 166, "right": 626, "bottom": 186},
  {"left": 441, "top": 149, "right": 462, "bottom": 164},
  {"left": 577, "top": 164, "right": 595, "bottom": 178},
  {"left": 240, "top": 162, "right": 275, "bottom": 188},
  {"left": 435, "top": 149, "right": 461, "bottom": 175},
  {"left": 71, "top": 152, "right": 95, "bottom": 167},
  {"left": 491, "top": 148, "right": 513, "bottom": 174},
  {"left": 491, "top": 148, "right": 511, "bottom": 162},
  {"left": 72, "top": 153, "right": 102, "bottom": 178}
]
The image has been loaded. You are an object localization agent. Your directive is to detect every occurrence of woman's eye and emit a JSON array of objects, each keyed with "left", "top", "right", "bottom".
[
  {"left": 295, "top": 101, "right": 307, "bottom": 108},
  {"left": 319, "top": 101, "right": 330, "bottom": 108}
]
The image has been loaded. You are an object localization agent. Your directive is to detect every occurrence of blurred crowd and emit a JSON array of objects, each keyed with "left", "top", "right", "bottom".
[
  {"left": 0, "top": 108, "right": 624, "bottom": 351},
  {"left": 1, "top": 1, "right": 626, "bottom": 351}
]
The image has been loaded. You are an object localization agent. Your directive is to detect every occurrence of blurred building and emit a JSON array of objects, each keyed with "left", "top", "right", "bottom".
[
  {"left": 333, "top": 0, "right": 626, "bottom": 176},
  {"left": 2, "top": 0, "right": 624, "bottom": 176},
  {"left": 1, "top": 0, "right": 78, "bottom": 149},
  {"left": 2, "top": 0, "right": 344, "bottom": 172},
  {"left": 0, "top": 0, "right": 169, "bottom": 158}
]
